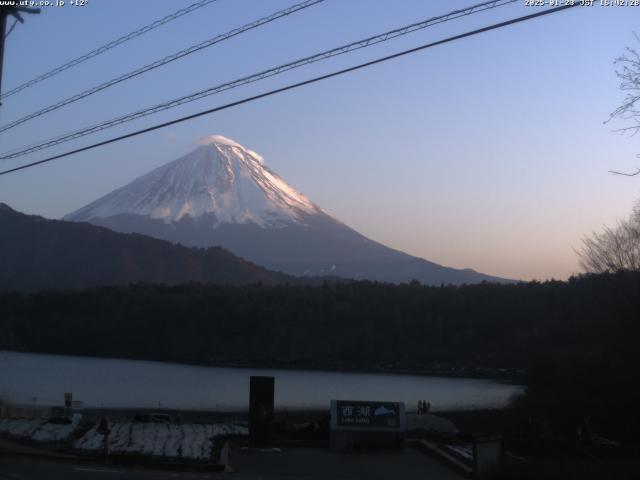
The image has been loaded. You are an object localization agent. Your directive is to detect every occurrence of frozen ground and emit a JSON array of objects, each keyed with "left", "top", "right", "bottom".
[
  {"left": 74, "top": 421, "right": 247, "bottom": 461},
  {"left": 0, "top": 415, "right": 81, "bottom": 442}
]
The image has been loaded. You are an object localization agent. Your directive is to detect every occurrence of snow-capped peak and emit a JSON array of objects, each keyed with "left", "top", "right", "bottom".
[
  {"left": 199, "top": 134, "right": 243, "bottom": 149},
  {"left": 199, "top": 134, "right": 265, "bottom": 164},
  {"left": 65, "top": 136, "right": 321, "bottom": 227}
]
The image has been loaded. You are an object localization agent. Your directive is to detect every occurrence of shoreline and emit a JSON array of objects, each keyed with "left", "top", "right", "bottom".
[
  {"left": 2, "top": 405, "right": 513, "bottom": 426},
  {"left": 0, "top": 348, "right": 525, "bottom": 383}
]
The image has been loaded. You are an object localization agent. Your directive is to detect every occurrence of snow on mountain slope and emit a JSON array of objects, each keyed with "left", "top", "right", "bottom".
[{"left": 65, "top": 135, "right": 320, "bottom": 227}]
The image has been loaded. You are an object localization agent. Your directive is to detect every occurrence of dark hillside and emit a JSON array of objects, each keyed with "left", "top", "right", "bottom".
[{"left": 0, "top": 203, "right": 291, "bottom": 291}]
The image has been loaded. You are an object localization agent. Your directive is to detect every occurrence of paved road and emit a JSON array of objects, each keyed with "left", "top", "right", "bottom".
[
  {"left": 234, "top": 447, "right": 465, "bottom": 480},
  {"left": 0, "top": 457, "right": 224, "bottom": 480},
  {"left": 1, "top": 448, "right": 464, "bottom": 480}
]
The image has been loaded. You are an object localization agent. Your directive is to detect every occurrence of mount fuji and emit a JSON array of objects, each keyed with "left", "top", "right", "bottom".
[{"left": 65, "top": 135, "right": 510, "bottom": 285}]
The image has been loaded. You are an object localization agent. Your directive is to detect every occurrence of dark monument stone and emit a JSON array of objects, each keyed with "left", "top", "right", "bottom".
[
  {"left": 473, "top": 436, "right": 504, "bottom": 479},
  {"left": 249, "top": 375, "right": 275, "bottom": 448}
]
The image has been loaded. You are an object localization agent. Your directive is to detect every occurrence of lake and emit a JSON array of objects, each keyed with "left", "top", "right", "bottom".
[{"left": 0, "top": 350, "right": 522, "bottom": 411}]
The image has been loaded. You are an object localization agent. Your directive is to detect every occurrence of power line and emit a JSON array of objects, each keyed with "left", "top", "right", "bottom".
[
  {"left": 0, "top": 0, "right": 219, "bottom": 101},
  {"left": 0, "top": 0, "right": 326, "bottom": 134},
  {"left": 0, "top": 3, "right": 580, "bottom": 178},
  {"left": 0, "top": 0, "right": 517, "bottom": 160}
]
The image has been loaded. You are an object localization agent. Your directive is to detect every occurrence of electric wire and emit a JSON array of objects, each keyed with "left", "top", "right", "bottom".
[
  {"left": 0, "top": 0, "right": 326, "bottom": 134},
  {"left": 0, "top": 3, "right": 581, "bottom": 177},
  {"left": 0, "top": 0, "right": 516, "bottom": 160},
  {"left": 0, "top": 0, "right": 220, "bottom": 100}
]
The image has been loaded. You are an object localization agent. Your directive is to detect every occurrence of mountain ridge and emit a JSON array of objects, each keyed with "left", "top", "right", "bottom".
[{"left": 0, "top": 203, "right": 293, "bottom": 292}]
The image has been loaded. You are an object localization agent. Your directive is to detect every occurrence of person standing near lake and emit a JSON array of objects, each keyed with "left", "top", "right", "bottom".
[{"left": 418, "top": 400, "right": 423, "bottom": 415}]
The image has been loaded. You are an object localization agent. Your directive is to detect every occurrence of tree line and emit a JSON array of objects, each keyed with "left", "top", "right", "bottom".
[{"left": 1, "top": 273, "right": 638, "bottom": 372}]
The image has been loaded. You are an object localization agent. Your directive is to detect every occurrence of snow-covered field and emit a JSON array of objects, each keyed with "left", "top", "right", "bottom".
[
  {"left": 74, "top": 422, "right": 247, "bottom": 461},
  {"left": 0, "top": 415, "right": 81, "bottom": 442}
]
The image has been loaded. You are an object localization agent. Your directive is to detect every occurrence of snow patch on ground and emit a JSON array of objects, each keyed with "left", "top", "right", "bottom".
[
  {"left": 74, "top": 422, "right": 247, "bottom": 461},
  {"left": 0, "top": 416, "right": 82, "bottom": 442},
  {"left": 444, "top": 444, "right": 473, "bottom": 462}
]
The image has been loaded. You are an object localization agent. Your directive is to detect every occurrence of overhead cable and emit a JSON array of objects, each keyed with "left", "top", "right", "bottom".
[
  {"left": 0, "top": 3, "right": 581, "bottom": 177},
  {"left": 0, "top": 0, "right": 325, "bottom": 133},
  {"left": 0, "top": 0, "right": 515, "bottom": 159},
  {"left": 0, "top": 0, "right": 220, "bottom": 100}
]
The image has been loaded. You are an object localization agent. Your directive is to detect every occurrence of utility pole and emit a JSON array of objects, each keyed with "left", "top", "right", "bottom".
[
  {"left": 0, "top": 5, "right": 40, "bottom": 105},
  {"left": 0, "top": 7, "right": 8, "bottom": 99}
]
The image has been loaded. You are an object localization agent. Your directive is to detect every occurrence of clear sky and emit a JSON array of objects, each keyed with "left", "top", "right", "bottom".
[{"left": 0, "top": 0, "right": 638, "bottom": 281}]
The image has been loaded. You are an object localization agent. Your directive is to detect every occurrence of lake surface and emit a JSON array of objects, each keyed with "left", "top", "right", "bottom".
[{"left": 0, "top": 350, "right": 522, "bottom": 411}]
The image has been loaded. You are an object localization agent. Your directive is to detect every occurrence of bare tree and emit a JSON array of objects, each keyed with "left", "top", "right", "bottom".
[
  {"left": 608, "top": 34, "right": 640, "bottom": 177},
  {"left": 578, "top": 206, "right": 640, "bottom": 273},
  {"left": 584, "top": 36, "right": 640, "bottom": 270}
]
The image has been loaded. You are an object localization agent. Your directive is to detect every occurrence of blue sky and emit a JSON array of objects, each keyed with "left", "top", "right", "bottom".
[{"left": 0, "top": 0, "right": 638, "bottom": 280}]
